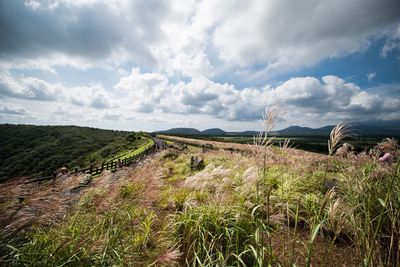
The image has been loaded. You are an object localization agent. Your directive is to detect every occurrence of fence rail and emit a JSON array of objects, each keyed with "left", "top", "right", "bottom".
[
  {"left": 70, "top": 142, "right": 157, "bottom": 176},
  {"left": 25, "top": 138, "right": 164, "bottom": 184}
]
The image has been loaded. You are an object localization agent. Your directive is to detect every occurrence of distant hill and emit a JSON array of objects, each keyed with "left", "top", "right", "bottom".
[
  {"left": 157, "top": 128, "right": 201, "bottom": 135},
  {"left": 157, "top": 128, "right": 256, "bottom": 136},
  {"left": 276, "top": 121, "right": 400, "bottom": 136},
  {"left": 227, "top": 130, "right": 258, "bottom": 136},
  {"left": 156, "top": 120, "right": 400, "bottom": 137},
  {"left": 0, "top": 124, "right": 144, "bottom": 181},
  {"left": 350, "top": 121, "right": 400, "bottom": 136},
  {"left": 201, "top": 128, "right": 226, "bottom": 135},
  {"left": 275, "top": 125, "right": 334, "bottom": 136}
]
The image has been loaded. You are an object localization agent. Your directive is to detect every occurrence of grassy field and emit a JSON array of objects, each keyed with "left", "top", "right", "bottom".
[
  {"left": 1, "top": 123, "right": 399, "bottom": 266},
  {"left": 177, "top": 135, "right": 390, "bottom": 154}
]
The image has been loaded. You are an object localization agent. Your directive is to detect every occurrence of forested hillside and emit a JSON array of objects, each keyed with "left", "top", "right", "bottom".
[{"left": 0, "top": 124, "right": 145, "bottom": 181}]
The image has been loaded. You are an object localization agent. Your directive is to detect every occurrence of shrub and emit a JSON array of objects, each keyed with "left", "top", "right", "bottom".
[{"left": 162, "top": 151, "right": 179, "bottom": 160}]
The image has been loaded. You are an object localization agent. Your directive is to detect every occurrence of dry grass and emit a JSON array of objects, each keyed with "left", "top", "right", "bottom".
[
  {"left": 2, "top": 125, "right": 398, "bottom": 266},
  {"left": 328, "top": 122, "right": 353, "bottom": 156},
  {"left": 0, "top": 174, "right": 91, "bottom": 232}
]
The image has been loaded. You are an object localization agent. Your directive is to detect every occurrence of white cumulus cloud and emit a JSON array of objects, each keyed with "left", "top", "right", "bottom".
[
  {"left": 0, "top": 102, "right": 27, "bottom": 115},
  {"left": 114, "top": 68, "right": 400, "bottom": 123}
]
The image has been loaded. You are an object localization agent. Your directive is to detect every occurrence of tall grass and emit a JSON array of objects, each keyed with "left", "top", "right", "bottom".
[
  {"left": 327, "top": 122, "right": 353, "bottom": 156},
  {"left": 250, "top": 105, "right": 285, "bottom": 266},
  {"left": 317, "top": 124, "right": 399, "bottom": 266},
  {"left": 340, "top": 160, "right": 400, "bottom": 266},
  {"left": 167, "top": 106, "right": 285, "bottom": 266},
  {"left": 4, "top": 186, "right": 159, "bottom": 266},
  {"left": 8, "top": 207, "right": 157, "bottom": 266},
  {"left": 2, "top": 117, "right": 399, "bottom": 266},
  {"left": 169, "top": 205, "right": 258, "bottom": 266}
]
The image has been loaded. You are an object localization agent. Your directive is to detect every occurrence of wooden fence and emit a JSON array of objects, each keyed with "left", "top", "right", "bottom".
[
  {"left": 25, "top": 138, "right": 164, "bottom": 184},
  {"left": 70, "top": 142, "right": 157, "bottom": 176}
]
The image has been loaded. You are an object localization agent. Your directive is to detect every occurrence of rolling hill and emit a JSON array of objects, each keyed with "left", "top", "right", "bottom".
[
  {"left": 156, "top": 128, "right": 201, "bottom": 135},
  {"left": 0, "top": 124, "right": 145, "bottom": 181},
  {"left": 201, "top": 128, "right": 226, "bottom": 135}
]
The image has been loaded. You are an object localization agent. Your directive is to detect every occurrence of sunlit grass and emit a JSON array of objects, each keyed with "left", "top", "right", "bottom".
[
  {"left": 109, "top": 137, "right": 154, "bottom": 161},
  {"left": 2, "top": 120, "right": 399, "bottom": 266}
]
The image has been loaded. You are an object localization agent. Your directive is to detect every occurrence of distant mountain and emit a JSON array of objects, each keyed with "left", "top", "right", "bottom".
[
  {"left": 156, "top": 120, "right": 400, "bottom": 137},
  {"left": 276, "top": 121, "right": 400, "bottom": 136},
  {"left": 275, "top": 125, "right": 334, "bottom": 136},
  {"left": 350, "top": 120, "right": 400, "bottom": 136},
  {"left": 156, "top": 128, "right": 201, "bottom": 135},
  {"left": 201, "top": 128, "right": 226, "bottom": 135},
  {"left": 157, "top": 128, "right": 256, "bottom": 136},
  {"left": 227, "top": 130, "right": 258, "bottom": 136}
]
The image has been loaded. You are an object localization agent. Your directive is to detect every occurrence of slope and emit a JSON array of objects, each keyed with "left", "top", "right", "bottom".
[{"left": 0, "top": 124, "right": 145, "bottom": 181}]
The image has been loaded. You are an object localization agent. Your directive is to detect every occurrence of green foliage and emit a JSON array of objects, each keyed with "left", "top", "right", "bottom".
[
  {"left": 162, "top": 154, "right": 192, "bottom": 182},
  {"left": 340, "top": 162, "right": 400, "bottom": 266},
  {"left": 193, "top": 190, "right": 210, "bottom": 204},
  {"left": 6, "top": 190, "right": 157, "bottom": 266},
  {"left": 170, "top": 205, "right": 258, "bottom": 266},
  {"left": 0, "top": 124, "right": 146, "bottom": 181},
  {"left": 109, "top": 138, "right": 154, "bottom": 161},
  {"left": 172, "top": 188, "right": 190, "bottom": 211},
  {"left": 264, "top": 165, "right": 325, "bottom": 204},
  {"left": 126, "top": 133, "right": 137, "bottom": 142},
  {"left": 162, "top": 151, "right": 179, "bottom": 160},
  {"left": 119, "top": 183, "right": 143, "bottom": 199}
]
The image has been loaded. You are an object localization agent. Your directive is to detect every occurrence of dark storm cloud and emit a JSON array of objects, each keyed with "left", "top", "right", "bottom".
[
  {"left": 0, "top": 0, "right": 168, "bottom": 65},
  {"left": 0, "top": 1, "right": 117, "bottom": 58}
]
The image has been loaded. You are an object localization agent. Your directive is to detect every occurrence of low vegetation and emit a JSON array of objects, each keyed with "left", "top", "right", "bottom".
[
  {"left": 163, "top": 134, "right": 390, "bottom": 154},
  {"left": 0, "top": 124, "right": 147, "bottom": 181},
  {"left": 1, "top": 115, "right": 399, "bottom": 266},
  {"left": 109, "top": 138, "right": 155, "bottom": 161}
]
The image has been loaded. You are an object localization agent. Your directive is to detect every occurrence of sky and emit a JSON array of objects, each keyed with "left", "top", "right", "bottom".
[{"left": 0, "top": 0, "right": 399, "bottom": 132}]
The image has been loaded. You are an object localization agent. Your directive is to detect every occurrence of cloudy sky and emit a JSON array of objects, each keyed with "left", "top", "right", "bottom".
[{"left": 0, "top": 0, "right": 399, "bottom": 131}]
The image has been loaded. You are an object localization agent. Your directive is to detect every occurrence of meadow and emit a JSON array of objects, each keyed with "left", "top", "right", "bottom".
[
  {"left": 0, "top": 119, "right": 399, "bottom": 266},
  {"left": 169, "top": 135, "right": 388, "bottom": 155}
]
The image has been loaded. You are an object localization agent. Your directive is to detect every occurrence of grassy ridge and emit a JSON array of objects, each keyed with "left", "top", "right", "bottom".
[
  {"left": 0, "top": 124, "right": 146, "bottom": 181},
  {"left": 109, "top": 138, "right": 155, "bottom": 161}
]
